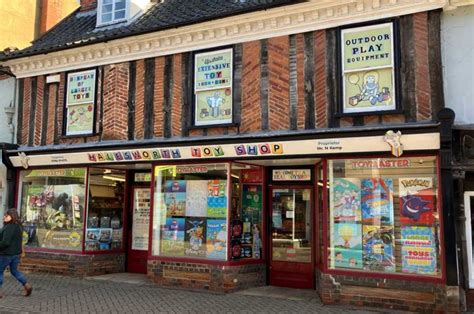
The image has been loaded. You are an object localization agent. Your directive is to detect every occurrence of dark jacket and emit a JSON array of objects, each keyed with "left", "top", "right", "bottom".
[{"left": 0, "top": 223, "right": 23, "bottom": 256}]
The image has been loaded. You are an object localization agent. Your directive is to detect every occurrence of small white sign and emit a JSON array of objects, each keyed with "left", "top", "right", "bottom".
[{"left": 272, "top": 169, "right": 311, "bottom": 181}]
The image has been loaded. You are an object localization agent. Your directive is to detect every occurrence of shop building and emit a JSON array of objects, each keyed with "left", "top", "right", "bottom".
[{"left": 0, "top": 0, "right": 464, "bottom": 312}]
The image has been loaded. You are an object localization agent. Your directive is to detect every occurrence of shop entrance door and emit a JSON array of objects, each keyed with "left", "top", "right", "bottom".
[
  {"left": 127, "top": 187, "right": 151, "bottom": 273},
  {"left": 269, "top": 186, "right": 314, "bottom": 289}
]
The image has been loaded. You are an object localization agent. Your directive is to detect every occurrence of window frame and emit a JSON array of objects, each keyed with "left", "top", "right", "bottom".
[{"left": 97, "top": 0, "right": 129, "bottom": 27}]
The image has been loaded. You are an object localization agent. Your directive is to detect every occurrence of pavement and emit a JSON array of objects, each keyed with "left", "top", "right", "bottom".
[{"left": 0, "top": 272, "right": 402, "bottom": 314}]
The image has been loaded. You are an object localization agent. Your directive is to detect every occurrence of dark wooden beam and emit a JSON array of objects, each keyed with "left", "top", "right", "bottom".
[
  {"left": 399, "top": 15, "right": 417, "bottom": 122},
  {"left": 163, "top": 55, "right": 173, "bottom": 138},
  {"left": 181, "top": 53, "right": 193, "bottom": 137},
  {"left": 289, "top": 34, "right": 298, "bottom": 131},
  {"left": 16, "top": 79, "right": 24, "bottom": 145},
  {"left": 40, "top": 79, "right": 49, "bottom": 146},
  {"left": 144, "top": 58, "right": 155, "bottom": 139},
  {"left": 128, "top": 61, "right": 136, "bottom": 140},
  {"left": 428, "top": 9, "right": 445, "bottom": 117},
  {"left": 304, "top": 32, "right": 315, "bottom": 129},
  {"left": 28, "top": 77, "right": 37, "bottom": 146},
  {"left": 233, "top": 43, "right": 243, "bottom": 129},
  {"left": 260, "top": 39, "right": 269, "bottom": 131},
  {"left": 326, "top": 29, "right": 338, "bottom": 128}
]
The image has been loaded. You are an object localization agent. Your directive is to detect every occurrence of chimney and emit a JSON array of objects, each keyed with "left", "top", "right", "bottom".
[{"left": 80, "top": 0, "right": 97, "bottom": 12}]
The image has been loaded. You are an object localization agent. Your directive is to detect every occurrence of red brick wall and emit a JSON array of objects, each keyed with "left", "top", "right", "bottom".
[
  {"left": 135, "top": 60, "right": 145, "bottom": 140},
  {"left": 296, "top": 34, "right": 305, "bottom": 129},
  {"left": 154, "top": 57, "right": 165, "bottom": 137},
  {"left": 268, "top": 36, "right": 290, "bottom": 131},
  {"left": 21, "top": 78, "right": 31, "bottom": 145},
  {"left": 314, "top": 31, "right": 328, "bottom": 128},
  {"left": 241, "top": 40, "right": 261, "bottom": 133},
  {"left": 79, "top": 0, "right": 96, "bottom": 12},
  {"left": 34, "top": 76, "right": 44, "bottom": 146},
  {"left": 45, "top": 84, "right": 56, "bottom": 145},
  {"left": 102, "top": 63, "right": 129, "bottom": 140},
  {"left": 56, "top": 73, "right": 65, "bottom": 139},
  {"left": 171, "top": 54, "right": 183, "bottom": 137},
  {"left": 414, "top": 12, "right": 431, "bottom": 121}
]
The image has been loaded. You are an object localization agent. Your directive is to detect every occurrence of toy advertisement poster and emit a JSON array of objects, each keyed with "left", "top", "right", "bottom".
[
  {"left": 332, "top": 178, "right": 361, "bottom": 222},
  {"left": 242, "top": 185, "right": 262, "bottom": 223},
  {"left": 241, "top": 169, "right": 263, "bottom": 183},
  {"left": 132, "top": 188, "right": 151, "bottom": 250},
  {"left": 362, "top": 225, "right": 395, "bottom": 272},
  {"left": 399, "top": 178, "right": 435, "bottom": 225},
  {"left": 66, "top": 103, "right": 95, "bottom": 135},
  {"left": 184, "top": 217, "right": 206, "bottom": 257},
  {"left": 332, "top": 223, "right": 363, "bottom": 269},
  {"left": 161, "top": 217, "right": 185, "bottom": 256},
  {"left": 206, "top": 219, "right": 227, "bottom": 260},
  {"left": 185, "top": 180, "right": 208, "bottom": 217},
  {"left": 361, "top": 178, "right": 394, "bottom": 224},
  {"left": 401, "top": 226, "right": 437, "bottom": 274},
  {"left": 207, "top": 180, "right": 227, "bottom": 218},
  {"left": 164, "top": 180, "right": 186, "bottom": 216},
  {"left": 341, "top": 23, "right": 395, "bottom": 113}
]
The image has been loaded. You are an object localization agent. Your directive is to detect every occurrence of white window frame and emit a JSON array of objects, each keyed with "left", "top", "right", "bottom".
[
  {"left": 97, "top": 0, "right": 129, "bottom": 27},
  {"left": 464, "top": 191, "right": 474, "bottom": 288}
]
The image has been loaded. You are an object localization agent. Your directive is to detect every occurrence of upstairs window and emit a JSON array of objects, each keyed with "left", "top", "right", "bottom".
[{"left": 98, "top": 0, "right": 128, "bottom": 26}]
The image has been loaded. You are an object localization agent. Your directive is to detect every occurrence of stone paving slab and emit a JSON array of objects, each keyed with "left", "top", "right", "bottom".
[{"left": 0, "top": 273, "right": 406, "bottom": 314}]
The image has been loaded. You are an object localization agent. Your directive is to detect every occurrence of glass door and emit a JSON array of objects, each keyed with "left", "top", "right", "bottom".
[{"left": 269, "top": 186, "right": 314, "bottom": 289}]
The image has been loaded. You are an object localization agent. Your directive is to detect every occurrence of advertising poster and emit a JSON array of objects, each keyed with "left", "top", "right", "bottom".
[
  {"left": 361, "top": 178, "right": 394, "bottom": 224},
  {"left": 332, "top": 223, "right": 363, "bottom": 269},
  {"left": 341, "top": 23, "right": 395, "bottom": 113},
  {"left": 401, "top": 226, "right": 437, "bottom": 274},
  {"left": 332, "top": 178, "right": 361, "bottom": 222},
  {"left": 184, "top": 217, "right": 207, "bottom": 257},
  {"left": 241, "top": 185, "right": 262, "bottom": 223},
  {"left": 240, "top": 169, "right": 263, "bottom": 183},
  {"left": 164, "top": 180, "right": 186, "bottom": 216},
  {"left": 206, "top": 219, "right": 227, "bottom": 260},
  {"left": 362, "top": 225, "right": 395, "bottom": 272},
  {"left": 161, "top": 217, "right": 185, "bottom": 256},
  {"left": 207, "top": 180, "right": 227, "bottom": 218},
  {"left": 65, "top": 69, "right": 96, "bottom": 135},
  {"left": 194, "top": 48, "right": 233, "bottom": 126},
  {"left": 399, "top": 178, "right": 435, "bottom": 225},
  {"left": 132, "top": 188, "right": 150, "bottom": 250},
  {"left": 185, "top": 180, "right": 208, "bottom": 217}
]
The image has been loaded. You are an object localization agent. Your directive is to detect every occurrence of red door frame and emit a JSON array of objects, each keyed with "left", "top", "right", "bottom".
[
  {"left": 127, "top": 186, "right": 151, "bottom": 273},
  {"left": 268, "top": 185, "right": 315, "bottom": 289}
]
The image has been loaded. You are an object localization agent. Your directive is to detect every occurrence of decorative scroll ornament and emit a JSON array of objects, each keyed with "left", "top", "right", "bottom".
[
  {"left": 384, "top": 130, "right": 403, "bottom": 157},
  {"left": 18, "top": 152, "right": 30, "bottom": 169}
]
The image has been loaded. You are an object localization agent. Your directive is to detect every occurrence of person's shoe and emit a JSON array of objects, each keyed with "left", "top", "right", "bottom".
[{"left": 23, "top": 283, "right": 32, "bottom": 297}]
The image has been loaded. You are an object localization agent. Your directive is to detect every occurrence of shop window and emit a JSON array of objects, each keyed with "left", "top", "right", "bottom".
[
  {"left": 327, "top": 156, "right": 442, "bottom": 278},
  {"left": 152, "top": 164, "right": 229, "bottom": 260},
  {"left": 19, "top": 168, "right": 86, "bottom": 251},
  {"left": 86, "top": 168, "right": 125, "bottom": 251},
  {"left": 230, "top": 163, "right": 263, "bottom": 260}
]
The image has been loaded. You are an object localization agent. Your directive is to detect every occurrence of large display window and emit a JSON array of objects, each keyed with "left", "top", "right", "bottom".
[
  {"left": 152, "top": 164, "right": 229, "bottom": 260},
  {"left": 86, "top": 168, "right": 126, "bottom": 251},
  {"left": 19, "top": 168, "right": 86, "bottom": 251},
  {"left": 327, "top": 156, "right": 442, "bottom": 278}
]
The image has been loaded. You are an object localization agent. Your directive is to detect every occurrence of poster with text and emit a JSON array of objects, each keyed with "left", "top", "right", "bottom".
[
  {"left": 362, "top": 225, "right": 395, "bottom": 272},
  {"left": 361, "top": 178, "right": 394, "bottom": 224},
  {"left": 65, "top": 69, "right": 96, "bottom": 135},
  {"left": 341, "top": 23, "right": 395, "bottom": 113},
  {"left": 194, "top": 48, "right": 233, "bottom": 126},
  {"left": 161, "top": 217, "right": 185, "bottom": 256},
  {"left": 184, "top": 217, "right": 207, "bottom": 257},
  {"left": 207, "top": 180, "right": 227, "bottom": 218},
  {"left": 241, "top": 185, "right": 262, "bottom": 224},
  {"left": 332, "top": 178, "right": 361, "bottom": 222},
  {"left": 332, "top": 223, "right": 363, "bottom": 269},
  {"left": 401, "top": 226, "right": 437, "bottom": 275},
  {"left": 206, "top": 219, "right": 227, "bottom": 260},
  {"left": 164, "top": 180, "right": 186, "bottom": 216},
  {"left": 66, "top": 103, "right": 95, "bottom": 135},
  {"left": 185, "top": 180, "right": 208, "bottom": 217},
  {"left": 132, "top": 188, "right": 150, "bottom": 250},
  {"left": 399, "top": 178, "right": 435, "bottom": 225}
]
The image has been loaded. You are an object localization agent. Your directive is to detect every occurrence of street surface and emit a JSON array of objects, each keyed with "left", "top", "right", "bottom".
[{"left": 0, "top": 273, "right": 398, "bottom": 313}]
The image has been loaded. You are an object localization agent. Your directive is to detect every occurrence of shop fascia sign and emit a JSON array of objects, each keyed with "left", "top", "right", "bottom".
[{"left": 10, "top": 131, "right": 440, "bottom": 168}]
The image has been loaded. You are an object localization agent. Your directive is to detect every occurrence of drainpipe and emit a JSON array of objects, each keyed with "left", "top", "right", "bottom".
[{"left": 34, "top": 0, "right": 44, "bottom": 40}]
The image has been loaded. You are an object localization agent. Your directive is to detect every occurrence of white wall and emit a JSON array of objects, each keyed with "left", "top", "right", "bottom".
[
  {"left": 442, "top": 5, "right": 474, "bottom": 125},
  {"left": 0, "top": 77, "right": 16, "bottom": 143}
]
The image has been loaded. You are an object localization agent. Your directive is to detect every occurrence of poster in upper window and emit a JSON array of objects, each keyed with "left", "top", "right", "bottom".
[
  {"left": 194, "top": 49, "right": 233, "bottom": 126},
  {"left": 65, "top": 69, "right": 97, "bottom": 135},
  {"left": 341, "top": 23, "right": 396, "bottom": 113}
]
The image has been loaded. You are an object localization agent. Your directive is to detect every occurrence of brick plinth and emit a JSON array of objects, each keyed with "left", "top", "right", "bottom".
[
  {"left": 315, "top": 269, "right": 460, "bottom": 312},
  {"left": 148, "top": 260, "right": 266, "bottom": 292},
  {"left": 20, "top": 252, "right": 125, "bottom": 277}
]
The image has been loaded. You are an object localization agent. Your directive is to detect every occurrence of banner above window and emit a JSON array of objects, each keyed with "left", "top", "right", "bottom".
[
  {"left": 341, "top": 22, "right": 397, "bottom": 114},
  {"left": 194, "top": 48, "right": 233, "bottom": 126},
  {"left": 65, "top": 69, "right": 97, "bottom": 136}
]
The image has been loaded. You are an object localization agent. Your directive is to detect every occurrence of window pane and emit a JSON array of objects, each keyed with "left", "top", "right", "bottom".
[
  {"left": 114, "top": 10, "right": 126, "bottom": 20},
  {"left": 152, "top": 164, "right": 229, "bottom": 260},
  {"left": 115, "top": 0, "right": 126, "bottom": 10},
  {"left": 86, "top": 168, "right": 126, "bottom": 251},
  {"left": 102, "top": 3, "right": 113, "bottom": 13},
  {"left": 103, "top": 0, "right": 113, "bottom": 4},
  {"left": 101, "top": 13, "right": 112, "bottom": 23},
  {"left": 230, "top": 163, "right": 263, "bottom": 260},
  {"left": 327, "top": 156, "right": 442, "bottom": 277},
  {"left": 19, "top": 168, "right": 86, "bottom": 251}
]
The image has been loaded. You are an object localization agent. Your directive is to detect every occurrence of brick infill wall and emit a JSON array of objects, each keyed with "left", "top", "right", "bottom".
[
  {"left": 148, "top": 260, "right": 266, "bottom": 292},
  {"left": 20, "top": 251, "right": 125, "bottom": 277}
]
